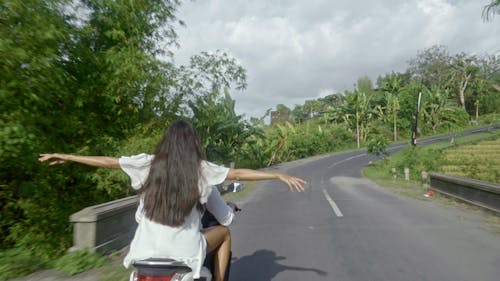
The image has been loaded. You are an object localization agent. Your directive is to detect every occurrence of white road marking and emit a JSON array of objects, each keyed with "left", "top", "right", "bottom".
[
  {"left": 387, "top": 144, "right": 405, "bottom": 151},
  {"left": 327, "top": 153, "right": 366, "bottom": 168},
  {"left": 322, "top": 188, "right": 344, "bottom": 217}
]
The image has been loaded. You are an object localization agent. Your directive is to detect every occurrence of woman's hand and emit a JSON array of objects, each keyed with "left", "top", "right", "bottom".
[
  {"left": 39, "top": 153, "right": 68, "bottom": 165},
  {"left": 227, "top": 168, "right": 306, "bottom": 192},
  {"left": 276, "top": 173, "right": 306, "bottom": 192}
]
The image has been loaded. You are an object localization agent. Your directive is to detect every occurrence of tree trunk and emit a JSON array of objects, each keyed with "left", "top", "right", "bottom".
[
  {"left": 476, "top": 101, "right": 479, "bottom": 121},
  {"left": 356, "top": 118, "right": 360, "bottom": 149},
  {"left": 459, "top": 73, "right": 471, "bottom": 110},
  {"left": 393, "top": 110, "right": 397, "bottom": 142}
]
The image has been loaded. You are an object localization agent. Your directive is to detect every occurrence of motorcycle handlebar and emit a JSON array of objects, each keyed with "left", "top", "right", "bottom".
[{"left": 226, "top": 201, "right": 241, "bottom": 212}]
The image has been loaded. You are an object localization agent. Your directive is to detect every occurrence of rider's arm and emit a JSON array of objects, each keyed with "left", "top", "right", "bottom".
[
  {"left": 205, "top": 188, "right": 234, "bottom": 226},
  {"left": 226, "top": 168, "right": 305, "bottom": 192},
  {"left": 38, "top": 153, "right": 120, "bottom": 169}
]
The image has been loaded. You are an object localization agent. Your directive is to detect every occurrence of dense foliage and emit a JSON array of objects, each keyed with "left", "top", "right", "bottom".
[{"left": 0, "top": 0, "right": 251, "bottom": 269}]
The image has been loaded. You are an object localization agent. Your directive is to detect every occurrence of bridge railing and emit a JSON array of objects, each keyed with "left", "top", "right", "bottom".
[
  {"left": 429, "top": 172, "right": 500, "bottom": 214},
  {"left": 68, "top": 184, "right": 241, "bottom": 253},
  {"left": 69, "top": 195, "right": 138, "bottom": 253}
]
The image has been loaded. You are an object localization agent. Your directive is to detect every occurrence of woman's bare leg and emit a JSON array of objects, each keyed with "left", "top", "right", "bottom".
[{"left": 203, "top": 226, "right": 231, "bottom": 281}]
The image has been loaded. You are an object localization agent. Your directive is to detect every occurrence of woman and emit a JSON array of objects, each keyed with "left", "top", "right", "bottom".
[{"left": 39, "top": 120, "right": 305, "bottom": 281}]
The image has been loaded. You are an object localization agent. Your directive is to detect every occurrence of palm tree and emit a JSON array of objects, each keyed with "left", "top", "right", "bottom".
[{"left": 483, "top": 0, "right": 500, "bottom": 21}]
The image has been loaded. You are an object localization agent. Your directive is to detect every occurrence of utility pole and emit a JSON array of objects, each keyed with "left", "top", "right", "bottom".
[{"left": 411, "top": 91, "right": 422, "bottom": 146}]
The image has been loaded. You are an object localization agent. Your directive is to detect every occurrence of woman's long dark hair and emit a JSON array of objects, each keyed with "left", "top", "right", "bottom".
[{"left": 139, "top": 121, "right": 204, "bottom": 226}]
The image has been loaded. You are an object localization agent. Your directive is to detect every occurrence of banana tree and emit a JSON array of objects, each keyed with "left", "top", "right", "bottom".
[
  {"left": 420, "top": 86, "right": 448, "bottom": 133},
  {"left": 189, "top": 92, "right": 262, "bottom": 165},
  {"left": 483, "top": 0, "right": 500, "bottom": 21},
  {"left": 380, "top": 72, "right": 403, "bottom": 141},
  {"left": 383, "top": 92, "right": 400, "bottom": 141},
  {"left": 344, "top": 90, "right": 372, "bottom": 149},
  {"left": 267, "top": 122, "right": 295, "bottom": 166}
]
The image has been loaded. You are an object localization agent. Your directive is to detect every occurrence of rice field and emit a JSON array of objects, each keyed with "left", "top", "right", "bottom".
[{"left": 439, "top": 138, "right": 500, "bottom": 184}]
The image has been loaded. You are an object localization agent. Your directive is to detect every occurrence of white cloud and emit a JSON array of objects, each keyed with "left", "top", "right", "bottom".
[{"left": 173, "top": 0, "right": 500, "bottom": 118}]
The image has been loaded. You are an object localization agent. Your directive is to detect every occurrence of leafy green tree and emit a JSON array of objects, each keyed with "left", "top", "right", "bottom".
[
  {"left": 448, "top": 53, "right": 479, "bottom": 111},
  {"left": 190, "top": 93, "right": 260, "bottom": 165},
  {"left": 313, "top": 94, "right": 344, "bottom": 124},
  {"left": 291, "top": 104, "right": 307, "bottom": 123},
  {"left": 408, "top": 45, "right": 452, "bottom": 90},
  {"left": 357, "top": 76, "right": 375, "bottom": 96},
  {"left": 320, "top": 93, "right": 345, "bottom": 107},
  {"left": 0, "top": 0, "right": 252, "bottom": 265},
  {"left": 0, "top": 0, "right": 75, "bottom": 252},
  {"left": 65, "top": 0, "right": 184, "bottom": 130},
  {"left": 178, "top": 51, "right": 247, "bottom": 102},
  {"left": 475, "top": 55, "right": 500, "bottom": 115},
  {"left": 397, "top": 80, "right": 422, "bottom": 134},
  {"left": 303, "top": 99, "right": 324, "bottom": 119},
  {"left": 407, "top": 46, "right": 496, "bottom": 117}
]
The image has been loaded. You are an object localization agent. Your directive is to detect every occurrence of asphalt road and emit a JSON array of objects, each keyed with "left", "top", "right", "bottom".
[{"left": 229, "top": 128, "right": 500, "bottom": 281}]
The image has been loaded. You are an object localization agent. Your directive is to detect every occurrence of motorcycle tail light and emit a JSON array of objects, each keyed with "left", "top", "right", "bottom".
[{"left": 136, "top": 273, "right": 175, "bottom": 281}]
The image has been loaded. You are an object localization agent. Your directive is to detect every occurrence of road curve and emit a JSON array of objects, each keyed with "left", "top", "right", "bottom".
[{"left": 229, "top": 128, "right": 500, "bottom": 281}]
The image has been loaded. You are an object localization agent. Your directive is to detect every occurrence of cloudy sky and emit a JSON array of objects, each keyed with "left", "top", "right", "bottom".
[{"left": 172, "top": 0, "right": 500, "bottom": 119}]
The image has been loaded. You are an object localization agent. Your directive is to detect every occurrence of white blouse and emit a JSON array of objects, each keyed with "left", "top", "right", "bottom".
[{"left": 119, "top": 153, "right": 233, "bottom": 278}]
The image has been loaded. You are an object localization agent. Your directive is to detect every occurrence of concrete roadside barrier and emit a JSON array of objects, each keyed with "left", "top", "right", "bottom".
[
  {"left": 69, "top": 195, "right": 138, "bottom": 253},
  {"left": 429, "top": 172, "right": 500, "bottom": 214}
]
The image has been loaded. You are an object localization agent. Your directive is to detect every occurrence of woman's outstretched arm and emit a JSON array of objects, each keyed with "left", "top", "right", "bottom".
[
  {"left": 226, "top": 169, "right": 306, "bottom": 192},
  {"left": 38, "top": 153, "right": 120, "bottom": 169}
]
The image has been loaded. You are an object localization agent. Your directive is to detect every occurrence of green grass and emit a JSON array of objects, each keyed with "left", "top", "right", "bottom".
[
  {"left": 0, "top": 249, "right": 110, "bottom": 280},
  {"left": 53, "top": 250, "right": 108, "bottom": 276},
  {"left": 440, "top": 138, "right": 500, "bottom": 183},
  {"left": 0, "top": 248, "right": 47, "bottom": 281},
  {"left": 432, "top": 131, "right": 499, "bottom": 149}
]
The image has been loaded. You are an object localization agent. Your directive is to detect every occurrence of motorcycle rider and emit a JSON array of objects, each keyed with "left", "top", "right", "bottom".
[{"left": 39, "top": 120, "right": 305, "bottom": 281}]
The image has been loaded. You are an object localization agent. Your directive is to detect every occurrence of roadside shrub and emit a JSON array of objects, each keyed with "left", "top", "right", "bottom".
[
  {"left": 392, "top": 146, "right": 443, "bottom": 180},
  {"left": 239, "top": 122, "right": 353, "bottom": 168},
  {"left": 0, "top": 248, "right": 46, "bottom": 281},
  {"left": 367, "top": 134, "right": 389, "bottom": 159},
  {"left": 281, "top": 123, "right": 352, "bottom": 162},
  {"left": 439, "top": 106, "right": 470, "bottom": 131},
  {"left": 478, "top": 113, "right": 500, "bottom": 125},
  {"left": 54, "top": 250, "right": 107, "bottom": 276}
]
